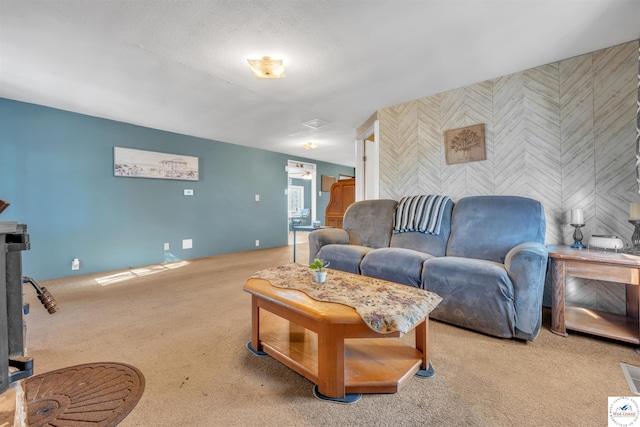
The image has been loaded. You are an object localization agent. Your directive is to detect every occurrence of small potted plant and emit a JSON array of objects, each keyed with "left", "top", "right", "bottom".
[{"left": 309, "top": 258, "right": 330, "bottom": 283}]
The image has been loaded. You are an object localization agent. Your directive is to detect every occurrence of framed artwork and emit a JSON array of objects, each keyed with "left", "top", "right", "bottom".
[
  {"left": 114, "top": 147, "right": 199, "bottom": 181},
  {"left": 444, "top": 123, "right": 486, "bottom": 165},
  {"left": 321, "top": 175, "right": 336, "bottom": 192}
]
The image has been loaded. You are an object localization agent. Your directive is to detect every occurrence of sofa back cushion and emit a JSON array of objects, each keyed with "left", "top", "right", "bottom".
[
  {"left": 343, "top": 199, "right": 398, "bottom": 248},
  {"left": 446, "top": 195, "right": 546, "bottom": 263},
  {"left": 390, "top": 198, "right": 454, "bottom": 256}
]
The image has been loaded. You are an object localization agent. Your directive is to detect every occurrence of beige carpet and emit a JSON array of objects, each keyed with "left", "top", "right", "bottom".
[{"left": 22, "top": 243, "right": 639, "bottom": 426}]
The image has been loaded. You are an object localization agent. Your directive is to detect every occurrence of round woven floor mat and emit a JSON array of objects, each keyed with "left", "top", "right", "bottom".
[{"left": 24, "top": 362, "right": 145, "bottom": 427}]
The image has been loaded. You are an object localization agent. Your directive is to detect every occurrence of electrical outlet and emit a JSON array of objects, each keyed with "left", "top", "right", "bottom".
[
  {"left": 255, "top": 240, "right": 260, "bottom": 247},
  {"left": 182, "top": 239, "right": 193, "bottom": 249},
  {"left": 164, "top": 243, "right": 170, "bottom": 251},
  {"left": 71, "top": 258, "right": 80, "bottom": 270},
  {"left": 255, "top": 194, "right": 260, "bottom": 202}
]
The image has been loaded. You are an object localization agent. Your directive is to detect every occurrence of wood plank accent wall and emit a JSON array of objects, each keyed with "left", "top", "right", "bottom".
[{"left": 377, "top": 40, "right": 639, "bottom": 314}]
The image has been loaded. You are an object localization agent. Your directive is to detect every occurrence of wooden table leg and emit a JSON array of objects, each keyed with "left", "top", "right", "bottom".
[
  {"left": 317, "top": 323, "right": 345, "bottom": 399},
  {"left": 626, "top": 283, "right": 639, "bottom": 342},
  {"left": 415, "top": 317, "right": 428, "bottom": 368},
  {"left": 414, "top": 316, "right": 435, "bottom": 377},
  {"left": 626, "top": 284, "right": 639, "bottom": 321},
  {"left": 247, "top": 295, "right": 266, "bottom": 355},
  {"left": 292, "top": 228, "right": 297, "bottom": 262},
  {"left": 550, "top": 258, "right": 568, "bottom": 337}
]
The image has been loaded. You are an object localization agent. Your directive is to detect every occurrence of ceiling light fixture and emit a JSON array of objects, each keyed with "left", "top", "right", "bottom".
[
  {"left": 246, "top": 56, "right": 286, "bottom": 79},
  {"left": 303, "top": 141, "right": 318, "bottom": 150}
]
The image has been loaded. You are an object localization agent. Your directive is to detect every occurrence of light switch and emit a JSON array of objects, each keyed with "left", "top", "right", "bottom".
[{"left": 255, "top": 194, "right": 260, "bottom": 201}]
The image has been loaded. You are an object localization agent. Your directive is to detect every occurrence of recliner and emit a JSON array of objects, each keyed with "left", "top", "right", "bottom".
[{"left": 309, "top": 195, "right": 549, "bottom": 341}]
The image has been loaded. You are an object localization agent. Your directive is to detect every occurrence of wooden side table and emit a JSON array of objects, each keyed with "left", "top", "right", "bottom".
[{"left": 548, "top": 244, "right": 640, "bottom": 344}]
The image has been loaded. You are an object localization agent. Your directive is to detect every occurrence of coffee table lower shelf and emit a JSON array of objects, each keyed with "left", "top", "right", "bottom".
[{"left": 258, "top": 312, "right": 424, "bottom": 395}]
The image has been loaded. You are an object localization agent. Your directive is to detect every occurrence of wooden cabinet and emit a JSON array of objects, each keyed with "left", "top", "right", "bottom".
[{"left": 325, "top": 178, "right": 355, "bottom": 229}]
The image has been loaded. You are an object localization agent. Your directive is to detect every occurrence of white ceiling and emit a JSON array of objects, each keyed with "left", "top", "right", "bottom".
[{"left": 1, "top": 1, "right": 638, "bottom": 168}]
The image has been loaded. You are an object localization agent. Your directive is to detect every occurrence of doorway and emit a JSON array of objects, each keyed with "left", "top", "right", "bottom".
[
  {"left": 287, "top": 160, "right": 317, "bottom": 245},
  {"left": 355, "top": 120, "right": 380, "bottom": 201}
]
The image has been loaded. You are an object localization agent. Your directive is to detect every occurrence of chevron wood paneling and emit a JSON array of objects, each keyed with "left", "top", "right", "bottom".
[
  {"left": 417, "top": 96, "right": 442, "bottom": 195},
  {"left": 524, "top": 64, "right": 562, "bottom": 244},
  {"left": 378, "top": 106, "right": 399, "bottom": 200},
  {"left": 396, "top": 101, "right": 419, "bottom": 197},
  {"left": 439, "top": 87, "right": 467, "bottom": 201},
  {"left": 494, "top": 72, "right": 526, "bottom": 197},
  {"left": 376, "top": 40, "right": 639, "bottom": 314},
  {"left": 598, "top": 281, "right": 626, "bottom": 315},
  {"left": 594, "top": 42, "right": 638, "bottom": 243},
  {"left": 637, "top": 43, "right": 640, "bottom": 192},
  {"left": 637, "top": 44, "right": 640, "bottom": 193},
  {"left": 566, "top": 279, "right": 625, "bottom": 315},
  {"left": 560, "top": 53, "right": 595, "bottom": 246},
  {"left": 465, "top": 81, "right": 495, "bottom": 196},
  {"left": 566, "top": 279, "right": 597, "bottom": 309},
  {"left": 559, "top": 54, "right": 598, "bottom": 310}
]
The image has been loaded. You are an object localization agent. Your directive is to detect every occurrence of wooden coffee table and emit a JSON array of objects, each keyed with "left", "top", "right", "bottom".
[{"left": 244, "top": 276, "right": 433, "bottom": 403}]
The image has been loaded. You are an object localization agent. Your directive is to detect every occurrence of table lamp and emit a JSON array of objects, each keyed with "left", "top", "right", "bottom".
[{"left": 570, "top": 208, "right": 585, "bottom": 249}]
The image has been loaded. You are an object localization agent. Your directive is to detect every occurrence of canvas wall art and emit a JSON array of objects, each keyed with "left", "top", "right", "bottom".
[
  {"left": 444, "top": 123, "right": 486, "bottom": 165},
  {"left": 321, "top": 175, "right": 336, "bottom": 192},
  {"left": 114, "top": 147, "right": 199, "bottom": 181}
]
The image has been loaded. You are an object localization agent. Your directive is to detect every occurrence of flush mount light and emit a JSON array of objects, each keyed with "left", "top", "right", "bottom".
[
  {"left": 246, "top": 56, "right": 286, "bottom": 79},
  {"left": 303, "top": 141, "right": 318, "bottom": 150}
]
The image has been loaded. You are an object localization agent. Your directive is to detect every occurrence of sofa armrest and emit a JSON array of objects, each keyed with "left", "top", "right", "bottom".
[
  {"left": 504, "top": 242, "right": 549, "bottom": 340},
  {"left": 308, "top": 228, "right": 349, "bottom": 263}
]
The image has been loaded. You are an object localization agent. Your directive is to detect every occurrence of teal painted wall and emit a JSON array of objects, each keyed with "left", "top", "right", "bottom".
[{"left": 0, "top": 98, "right": 354, "bottom": 280}]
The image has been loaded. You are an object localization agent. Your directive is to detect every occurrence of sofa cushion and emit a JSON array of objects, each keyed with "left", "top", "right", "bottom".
[
  {"left": 360, "top": 248, "right": 434, "bottom": 288},
  {"left": 343, "top": 199, "right": 398, "bottom": 248},
  {"left": 446, "top": 195, "right": 546, "bottom": 263},
  {"left": 422, "top": 256, "right": 515, "bottom": 338},
  {"left": 390, "top": 198, "right": 454, "bottom": 256},
  {"left": 317, "top": 244, "right": 373, "bottom": 274}
]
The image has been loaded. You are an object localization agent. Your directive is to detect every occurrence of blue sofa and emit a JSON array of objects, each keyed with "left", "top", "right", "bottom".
[{"left": 308, "top": 195, "right": 549, "bottom": 341}]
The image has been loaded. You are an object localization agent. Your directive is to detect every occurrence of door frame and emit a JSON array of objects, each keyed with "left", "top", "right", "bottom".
[
  {"left": 287, "top": 160, "right": 317, "bottom": 223},
  {"left": 355, "top": 120, "right": 380, "bottom": 201}
]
